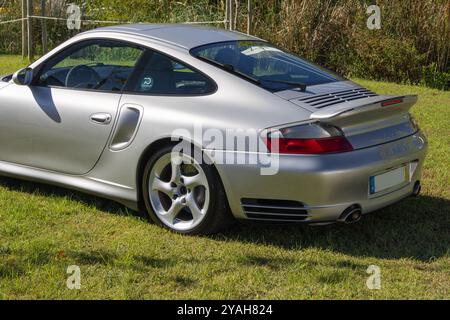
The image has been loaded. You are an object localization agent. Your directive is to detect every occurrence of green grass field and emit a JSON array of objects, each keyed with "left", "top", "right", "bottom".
[{"left": 0, "top": 55, "right": 449, "bottom": 299}]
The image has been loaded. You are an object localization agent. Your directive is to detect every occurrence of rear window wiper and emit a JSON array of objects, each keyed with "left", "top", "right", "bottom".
[
  {"left": 195, "top": 55, "right": 262, "bottom": 86},
  {"left": 261, "top": 79, "right": 307, "bottom": 92},
  {"left": 195, "top": 55, "right": 307, "bottom": 92}
]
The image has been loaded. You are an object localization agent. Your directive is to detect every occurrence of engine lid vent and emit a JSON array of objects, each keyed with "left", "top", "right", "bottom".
[
  {"left": 295, "top": 88, "right": 378, "bottom": 109},
  {"left": 241, "top": 198, "right": 309, "bottom": 222}
]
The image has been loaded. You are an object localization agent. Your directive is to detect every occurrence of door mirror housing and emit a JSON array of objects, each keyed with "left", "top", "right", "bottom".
[{"left": 12, "top": 67, "right": 34, "bottom": 86}]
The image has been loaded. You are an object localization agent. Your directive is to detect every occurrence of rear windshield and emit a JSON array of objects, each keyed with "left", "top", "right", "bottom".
[{"left": 191, "top": 40, "right": 344, "bottom": 92}]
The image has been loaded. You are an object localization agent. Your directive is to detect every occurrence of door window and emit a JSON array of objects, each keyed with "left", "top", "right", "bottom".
[{"left": 37, "top": 40, "right": 144, "bottom": 92}]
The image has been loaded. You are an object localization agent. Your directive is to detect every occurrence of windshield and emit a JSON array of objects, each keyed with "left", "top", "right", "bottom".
[{"left": 191, "top": 41, "right": 344, "bottom": 92}]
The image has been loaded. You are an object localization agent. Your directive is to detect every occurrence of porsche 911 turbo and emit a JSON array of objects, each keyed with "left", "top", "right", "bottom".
[{"left": 0, "top": 24, "right": 427, "bottom": 234}]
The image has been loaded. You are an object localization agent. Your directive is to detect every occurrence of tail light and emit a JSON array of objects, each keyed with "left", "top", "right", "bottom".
[{"left": 263, "top": 122, "right": 353, "bottom": 154}]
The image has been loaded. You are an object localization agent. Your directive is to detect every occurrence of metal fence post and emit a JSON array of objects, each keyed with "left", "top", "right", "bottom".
[
  {"left": 41, "top": 0, "right": 47, "bottom": 54},
  {"left": 247, "top": 0, "right": 253, "bottom": 35},
  {"left": 27, "top": 0, "right": 34, "bottom": 62},
  {"left": 22, "top": 0, "right": 27, "bottom": 59},
  {"left": 229, "top": 0, "right": 233, "bottom": 30},
  {"left": 225, "top": 0, "right": 230, "bottom": 30}
]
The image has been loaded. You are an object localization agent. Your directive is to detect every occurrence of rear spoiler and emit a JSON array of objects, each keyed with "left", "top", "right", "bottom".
[{"left": 310, "top": 95, "right": 417, "bottom": 125}]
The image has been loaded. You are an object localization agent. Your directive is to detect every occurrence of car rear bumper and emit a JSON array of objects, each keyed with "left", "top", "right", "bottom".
[{"left": 210, "top": 131, "right": 428, "bottom": 223}]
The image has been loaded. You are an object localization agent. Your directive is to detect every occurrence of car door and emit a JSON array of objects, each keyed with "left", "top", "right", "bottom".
[{"left": 0, "top": 39, "right": 144, "bottom": 175}]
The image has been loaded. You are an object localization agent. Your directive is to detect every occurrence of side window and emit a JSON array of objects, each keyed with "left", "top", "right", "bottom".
[
  {"left": 37, "top": 40, "right": 144, "bottom": 92},
  {"left": 127, "top": 51, "right": 215, "bottom": 95}
]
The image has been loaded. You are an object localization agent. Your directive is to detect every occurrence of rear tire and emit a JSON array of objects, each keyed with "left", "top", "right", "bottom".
[{"left": 142, "top": 144, "right": 234, "bottom": 235}]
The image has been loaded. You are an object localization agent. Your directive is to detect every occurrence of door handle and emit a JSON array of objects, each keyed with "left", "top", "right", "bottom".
[{"left": 90, "top": 113, "right": 112, "bottom": 125}]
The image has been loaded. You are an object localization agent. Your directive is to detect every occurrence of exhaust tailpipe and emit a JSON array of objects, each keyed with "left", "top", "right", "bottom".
[
  {"left": 339, "top": 205, "right": 362, "bottom": 224},
  {"left": 412, "top": 181, "right": 421, "bottom": 197}
]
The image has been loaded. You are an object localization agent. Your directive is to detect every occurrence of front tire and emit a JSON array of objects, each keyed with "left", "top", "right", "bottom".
[{"left": 142, "top": 144, "right": 233, "bottom": 235}]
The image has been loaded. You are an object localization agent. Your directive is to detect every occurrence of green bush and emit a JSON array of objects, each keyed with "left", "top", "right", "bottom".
[
  {"left": 348, "top": 34, "right": 426, "bottom": 84},
  {"left": 421, "top": 63, "right": 450, "bottom": 91},
  {"left": 246, "top": 0, "right": 449, "bottom": 90}
]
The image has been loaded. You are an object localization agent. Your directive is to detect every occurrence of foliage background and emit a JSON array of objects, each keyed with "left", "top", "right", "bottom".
[{"left": 0, "top": 0, "right": 449, "bottom": 89}]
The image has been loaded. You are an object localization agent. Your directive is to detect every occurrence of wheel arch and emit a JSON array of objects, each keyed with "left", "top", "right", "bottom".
[{"left": 135, "top": 137, "right": 227, "bottom": 213}]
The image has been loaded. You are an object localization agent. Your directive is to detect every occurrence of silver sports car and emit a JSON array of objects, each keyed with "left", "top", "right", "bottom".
[{"left": 0, "top": 24, "right": 427, "bottom": 234}]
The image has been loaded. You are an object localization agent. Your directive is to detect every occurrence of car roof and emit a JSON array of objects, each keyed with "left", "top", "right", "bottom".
[{"left": 84, "top": 24, "right": 264, "bottom": 50}]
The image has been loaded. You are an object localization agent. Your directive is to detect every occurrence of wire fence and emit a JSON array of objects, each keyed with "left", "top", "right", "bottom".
[
  {"left": 0, "top": 0, "right": 249, "bottom": 59},
  {"left": 0, "top": 17, "right": 26, "bottom": 25},
  {"left": 26, "top": 15, "right": 228, "bottom": 25}
]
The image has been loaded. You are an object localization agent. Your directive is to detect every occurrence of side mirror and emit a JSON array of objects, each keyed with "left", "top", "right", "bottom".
[{"left": 12, "top": 67, "right": 34, "bottom": 86}]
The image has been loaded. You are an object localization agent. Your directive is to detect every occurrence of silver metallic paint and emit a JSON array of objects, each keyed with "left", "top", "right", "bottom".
[
  {"left": 0, "top": 25, "right": 428, "bottom": 223},
  {"left": 210, "top": 132, "right": 427, "bottom": 221},
  {"left": 0, "top": 85, "right": 120, "bottom": 174}
]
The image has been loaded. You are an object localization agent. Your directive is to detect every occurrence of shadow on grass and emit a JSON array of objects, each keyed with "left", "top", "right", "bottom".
[
  {"left": 0, "top": 176, "right": 142, "bottom": 217},
  {"left": 0, "top": 247, "right": 178, "bottom": 279},
  {"left": 217, "top": 195, "right": 450, "bottom": 261},
  {"left": 0, "top": 176, "right": 448, "bottom": 262}
]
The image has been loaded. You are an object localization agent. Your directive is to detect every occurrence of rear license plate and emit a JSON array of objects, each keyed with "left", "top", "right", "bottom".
[{"left": 369, "top": 165, "right": 408, "bottom": 194}]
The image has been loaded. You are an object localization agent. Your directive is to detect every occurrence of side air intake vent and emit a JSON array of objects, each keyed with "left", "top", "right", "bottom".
[
  {"left": 241, "top": 198, "right": 309, "bottom": 221},
  {"left": 298, "top": 88, "right": 378, "bottom": 109},
  {"left": 110, "top": 104, "right": 143, "bottom": 151}
]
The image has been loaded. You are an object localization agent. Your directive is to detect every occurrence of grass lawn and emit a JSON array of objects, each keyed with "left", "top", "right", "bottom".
[
  {"left": 0, "top": 55, "right": 449, "bottom": 299},
  {"left": 0, "top": 55, "right": 29, "bottom": 75}
]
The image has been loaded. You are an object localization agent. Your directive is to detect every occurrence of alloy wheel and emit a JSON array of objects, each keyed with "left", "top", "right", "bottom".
[{"left": 148, "top": 152, "right": 210, "bottom": 231}]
